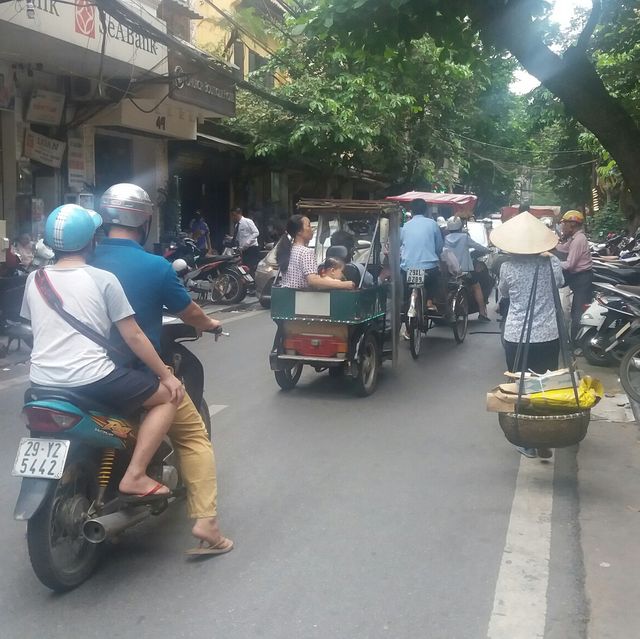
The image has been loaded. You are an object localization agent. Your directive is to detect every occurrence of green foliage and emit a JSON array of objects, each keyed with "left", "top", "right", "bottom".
[
  {"left": 223, "top": 15, "right": 505, "bottom": 190},
  {"left": 588, "top": 202, "right": 627, "bottom": 240}
]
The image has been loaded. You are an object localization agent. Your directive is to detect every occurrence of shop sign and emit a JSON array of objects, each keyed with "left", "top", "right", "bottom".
[
  {"left": 169, "top": 52, "right": 235, "bottom": 117},
  {"left": 90, "top": 98, "right": 197, "bottom": 139},
  {"left": 0, "top": 0, "right": 167, "bottom": 75},
  {"left": 27, "top": 89, "right": 66, "bottom": 126},
  {"left": 67, "top": 131, "right": 86, "bottom": 189},
  {"left": 24, "top": 129, "right": 66, "bottom": 168}
]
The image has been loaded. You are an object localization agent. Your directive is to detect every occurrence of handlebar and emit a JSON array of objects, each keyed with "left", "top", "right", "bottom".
[{"left": 205, "top": 325, "right": 229, "bottom": 341}]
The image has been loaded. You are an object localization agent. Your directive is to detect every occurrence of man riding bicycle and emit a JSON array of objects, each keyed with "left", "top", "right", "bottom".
[{"left": 400, "top": 198, "right": 443, "bottom": 312}]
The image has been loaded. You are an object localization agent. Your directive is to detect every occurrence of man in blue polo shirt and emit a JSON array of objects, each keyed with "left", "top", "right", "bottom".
[
  {"left": 401, "top": 198, "right": 443, "bottom": 310},
  {"left": 92, "top": 183, "right": 232, "bottom": 556}
]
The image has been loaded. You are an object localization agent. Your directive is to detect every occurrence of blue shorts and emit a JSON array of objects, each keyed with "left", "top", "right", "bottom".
[{"left": 72, "top": 367, "right": 159, "bottom": 415}]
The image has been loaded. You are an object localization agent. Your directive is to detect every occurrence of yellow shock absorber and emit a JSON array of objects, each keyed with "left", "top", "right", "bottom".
[{"left": 96, "top": 448, "right": 116, "bottom": 505}]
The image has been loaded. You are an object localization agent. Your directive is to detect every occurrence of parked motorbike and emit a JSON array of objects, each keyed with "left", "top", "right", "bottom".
[
  {"left": 0, "top": 266, "right": 32, "bottom": 355},
  {"left": 165, "top": 234, "right": 253, "bottom": 304},
  {"left": 12, "top": 321, "right": 226, "bottom": 591},
  {"left": 577, "top": 283, "right": 640, "bottom": 367},
  {"left": 577, "top": 285, "right": 639, "bottom": 366}
]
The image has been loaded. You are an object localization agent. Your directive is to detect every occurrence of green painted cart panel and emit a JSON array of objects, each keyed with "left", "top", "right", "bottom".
[{"left": 271, "top": 286, "right": 388, "bottom": 324}]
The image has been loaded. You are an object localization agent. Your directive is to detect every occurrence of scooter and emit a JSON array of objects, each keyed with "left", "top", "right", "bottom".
[
  {"left": 12, "top": 321, "right": 226, "bottom": 592},
  {"left": 166, "top": 235, "right": 252, "bottom": 305},
  {"left": 0, "top": 268, "right": 32, "bottom": 355},
  {"left": 577, "top": 283, "right": 640, "bottom": 367},
  {"left": 577, "top": 288, "right": 636, "bottom": 366}
]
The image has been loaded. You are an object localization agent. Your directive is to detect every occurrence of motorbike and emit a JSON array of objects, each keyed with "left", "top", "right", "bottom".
[
  {"left": 577, "top": 285, "right": 639, "bottom": 366},
  {"left": 0, "top": 265, "right": 32, "bottom": 355},
  {"left": 12, "top": 321, "right": 226, "bottom": 592},
  {"left": 165, "top": 234, "right": 252, "bottom": 304},
  {"left": 576, "top": 283, "right": 640, "bottom": 367}
]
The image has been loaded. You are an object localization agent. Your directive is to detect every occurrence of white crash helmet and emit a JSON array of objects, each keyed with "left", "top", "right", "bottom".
[
  {"left": 436, "top": 216, "right": 447, "bottom": 229},
  {"left": 172, "top": 258, "right": 188, "bottom": 275},
  {"left": 446, "top": 216, "right": 464, "bottom": 232}
]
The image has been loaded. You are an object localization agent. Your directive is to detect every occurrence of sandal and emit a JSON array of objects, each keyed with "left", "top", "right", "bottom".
[
  {"left": 118, "top": 481, "right": 171, "bottom": 504},
  {"left": 185, "top": 537, "right": 234, "bottom": 557}
]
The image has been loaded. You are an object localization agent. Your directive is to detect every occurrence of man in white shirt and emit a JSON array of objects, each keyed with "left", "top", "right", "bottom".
[{"left": 231, "top": 208, "right": 260, "bottom": 276}]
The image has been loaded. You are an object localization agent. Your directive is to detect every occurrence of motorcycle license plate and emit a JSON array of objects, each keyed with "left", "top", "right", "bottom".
[
  {"left": 12, "top": 438, "right": 70, "bottom": 479},
  {"left": 406, "top": 269, "right": 425, "bottom": 286}
]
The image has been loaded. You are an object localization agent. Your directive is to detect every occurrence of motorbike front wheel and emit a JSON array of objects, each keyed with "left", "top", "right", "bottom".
[
  {"left": 27, "top": 459, "right": 100, "bottom": 592},
  {"left": 580, "top": 328, "right": 615, "bottom": 367},
  {"left": 619, "top": 343, "right": 640, "bottom": 403}
]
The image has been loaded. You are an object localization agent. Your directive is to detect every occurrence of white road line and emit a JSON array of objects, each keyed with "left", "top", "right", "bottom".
[
  {"left": 488, "top": 456, "right": 555, "bottom": 639},
  {"left": 208, "top": 404, "right": 228, "bottom": 418}
]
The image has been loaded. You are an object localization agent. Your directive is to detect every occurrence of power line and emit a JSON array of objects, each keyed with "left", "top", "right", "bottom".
[{"left": 453, "top": 130, "right": 590, "bottom": 155}]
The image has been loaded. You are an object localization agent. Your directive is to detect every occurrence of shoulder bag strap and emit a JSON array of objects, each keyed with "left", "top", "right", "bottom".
[{"left": 34, "top": 269, "right": 126, "bottom": 357}]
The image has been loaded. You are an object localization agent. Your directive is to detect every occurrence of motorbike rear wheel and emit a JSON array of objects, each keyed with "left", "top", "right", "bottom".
[
  {"left": 27, "top": 459, "right": 100, "bottom": 592},
  {"left": 222, "top": 270, "right": 247, "bottom": 305}
]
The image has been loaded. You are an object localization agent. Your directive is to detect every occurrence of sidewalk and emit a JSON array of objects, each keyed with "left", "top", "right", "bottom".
[{"left": 576, "top": 360, "right": 640, "bottom": 638}]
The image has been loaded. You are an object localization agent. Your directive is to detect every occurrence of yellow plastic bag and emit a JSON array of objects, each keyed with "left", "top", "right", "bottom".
[{"left": 528, "top": 376, "right": 604, "bottom": 410}]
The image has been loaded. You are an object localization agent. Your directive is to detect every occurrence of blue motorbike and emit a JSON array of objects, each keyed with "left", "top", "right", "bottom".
[{"left": 12, "top": 321, "right": 223, "bottom": 591}]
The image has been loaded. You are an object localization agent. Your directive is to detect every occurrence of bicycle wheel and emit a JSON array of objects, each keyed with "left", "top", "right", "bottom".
[
  {"left": 452, "top": 288, "right": 469, "bottom": 344},
  {"left": 619, "top": 342, "right": 640, "bottom": 403},
  {"left": 409, "top": 288, "right": 423, "bottom": 360}
]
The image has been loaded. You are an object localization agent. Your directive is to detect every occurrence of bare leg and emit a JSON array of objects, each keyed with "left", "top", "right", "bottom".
[
  {"left": 472, "top": 283, "right": 487, "bottom": 317},
  {"left": 119, "top": 386, "right": 177, "bottom": 496},
  {"left": 192, "top": 517, "right": 233, "bottom": 551}
]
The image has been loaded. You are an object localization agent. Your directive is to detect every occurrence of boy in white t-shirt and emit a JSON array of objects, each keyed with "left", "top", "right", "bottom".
[{"left": 21, "top": 205, "right": 184, "bottom": 501}]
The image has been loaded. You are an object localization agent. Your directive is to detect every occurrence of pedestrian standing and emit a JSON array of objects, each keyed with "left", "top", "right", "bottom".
[
  {"left": 556, "top": 210, "right": 593, "bottom": 345},
  {"left": 491, "top": 212, "right": 564, "bottom": 460},
  {"left": 189, "top": 210, "right": 213, "bottom": 254},
  {"left": 231, "top": 208, "right": 260, "bottom": 276}
]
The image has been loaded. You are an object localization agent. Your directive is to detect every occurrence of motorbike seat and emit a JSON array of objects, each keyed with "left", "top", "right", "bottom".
[
  {"left": 616, "top": 285, "right": 640, "bottom": 297},
  {"left": 24, "top": 386, "right": 114, "bottom": 415},
  {"left": 201, "top": 254, "right": 237, "bottom": 264}
]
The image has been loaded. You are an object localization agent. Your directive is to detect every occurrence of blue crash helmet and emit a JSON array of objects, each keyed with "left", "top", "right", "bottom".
[{"left": 44, "top": 204, "right": 103, "bottom": 252}]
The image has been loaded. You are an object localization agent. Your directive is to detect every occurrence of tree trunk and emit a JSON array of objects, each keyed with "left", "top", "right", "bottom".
[{"left": 489, "top": 9, "right": 640, "bottom": 219}]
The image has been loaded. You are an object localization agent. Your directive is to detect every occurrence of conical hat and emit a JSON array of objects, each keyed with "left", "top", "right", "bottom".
[{"left": 490, "top": 211, "right": 559, "bottom": 255}]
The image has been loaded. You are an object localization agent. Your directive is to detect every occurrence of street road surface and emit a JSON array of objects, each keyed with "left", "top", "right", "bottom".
[{"left": 0, "top": 310, "right": 587, "bottom": 639}]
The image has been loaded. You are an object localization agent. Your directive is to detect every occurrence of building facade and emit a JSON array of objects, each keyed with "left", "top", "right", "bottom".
[{"left": 0, "top": 0, "right": 235, "bottom": 245}]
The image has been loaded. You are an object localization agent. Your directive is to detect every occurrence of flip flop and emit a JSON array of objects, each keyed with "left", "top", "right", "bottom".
[
  {"left": 118, "top": 482, "right": 171, "bottom": 504},
  {"left": 185, "top": 537, "right": 234, "bottom": 557}
]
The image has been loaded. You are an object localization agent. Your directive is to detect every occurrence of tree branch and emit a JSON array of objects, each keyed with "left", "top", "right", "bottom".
[{"left": 575, "top": 0, "right": 601, "bottom": 52}]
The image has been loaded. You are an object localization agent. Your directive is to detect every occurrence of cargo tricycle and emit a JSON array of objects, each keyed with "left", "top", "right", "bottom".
[{"left": 269, "top": 199, "right": 402, "bottom": 396}]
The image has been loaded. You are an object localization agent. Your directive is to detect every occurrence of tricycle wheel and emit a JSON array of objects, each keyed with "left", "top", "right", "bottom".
[
  {"left": 452, "top": 289, "right": 469, "bottom": 344},
  {"left": 355, "top": 333, "right": 380, "bottom": 396},
  {"left": 27, "top": 460, "right": 101, "bottom": 592},
  {"left": 274, "top": 363, "right": 303, "bottom": 391}
]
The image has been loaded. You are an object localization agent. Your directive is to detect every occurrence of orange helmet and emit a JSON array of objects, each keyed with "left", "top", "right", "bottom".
[{"left": 562, "top": 210, "right": 584, "bottom": 224}]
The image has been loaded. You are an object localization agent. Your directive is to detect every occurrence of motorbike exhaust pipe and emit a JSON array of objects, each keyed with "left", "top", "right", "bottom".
[{"left": 83, "top": 506, "right": 152, "bottom": 544}]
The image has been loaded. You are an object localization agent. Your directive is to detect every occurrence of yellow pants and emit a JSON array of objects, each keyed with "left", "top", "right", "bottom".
[{"left": 169, "top": 394, "right": 217, "bottom": 519}]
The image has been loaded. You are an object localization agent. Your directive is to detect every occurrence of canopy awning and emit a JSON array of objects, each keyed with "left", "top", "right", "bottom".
[{"left": 386, "top": 191, "right": 478, "bottom": 218}]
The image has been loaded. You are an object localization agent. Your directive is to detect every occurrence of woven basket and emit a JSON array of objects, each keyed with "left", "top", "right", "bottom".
[{"left": 498, "top": 409, "right": 591, "bottom": 448}]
